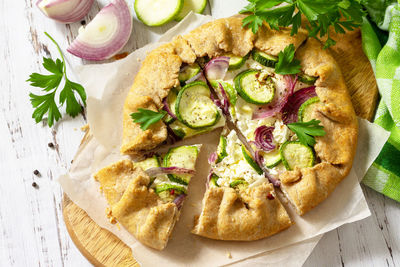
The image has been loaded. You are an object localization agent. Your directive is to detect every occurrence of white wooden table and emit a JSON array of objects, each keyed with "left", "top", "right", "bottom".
[{"left": 1, "top": 1, "right": 399, "bottom": 266}]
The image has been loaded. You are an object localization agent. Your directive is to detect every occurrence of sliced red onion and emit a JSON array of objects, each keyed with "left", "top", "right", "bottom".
[
  {"left": 173, "top": 194, "right": 186, "bottom": 209},
  {"left": 162, "top": 97, "right": 177, "bottom": 119},
  {"left": 67, "top": 0, "right": 132, "bottom": 61},
  {"left": 37, "top": 0, "right": 94, "bottom": 24},
  {"left": 254, "top": 126, "right": 276, "bottom": 152},
  {"left": 204, "top": 57, "right": 230, "bottom": 80},
  {"left": 282, "top": 86, "right": 317, "bottom": 124},
  {"left": 145, "top": 167, "right": 195, "bottom": 177},
  {"left": 254, "top": 150, "right": 264, "bottom": 168},
  {"left": 208, "top": 152, "right": 218, "bottom": 165},
  {"left": 218, "top": 82, "right": 230, "bottom": 115},
  {"left": 210, "top": 91, "right": 223, "bottom": 109},
  {"left": 252, "top": 75, "right": 298, "bottom": 119}
]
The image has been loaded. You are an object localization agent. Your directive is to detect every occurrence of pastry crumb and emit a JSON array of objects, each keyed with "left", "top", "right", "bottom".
[
  {"left": 81, "top": 124, "right": 89, "bottom": 132},
  {"left": 226, "top": 252, "right": 232, "bottom": 259}
]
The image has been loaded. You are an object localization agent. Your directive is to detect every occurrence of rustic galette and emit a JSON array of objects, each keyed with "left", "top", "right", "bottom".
[{"left": 94, "top": 16, "right": 358, "bottom": 250}]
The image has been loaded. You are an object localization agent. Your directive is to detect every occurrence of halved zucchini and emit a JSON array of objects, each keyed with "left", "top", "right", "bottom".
[
  {"left": 241, "top": 145, "right": 263, "bottom": 175},
  {"left": 261, "top": 149, "right": 282, "bottom": 169},
  {"left": 280, "top": 141, "right": 315, "bottom": 170},
  {"left": 234, "top": 69, "right": 275, "bottom": 105},
  {"left": 298, "top": 74, "right": 318, "bottom": 85},
  {"left": 155, "top": 183, "right": 187, "bottom": 202},
  {"left": 163, "top": 145, "right": 199, "bottom": 185},
  {"left": 178, "top": 63, "right": 201, "bottom": 83},
  {"left": 298, "top": 97, "right": 320, "bottom": 122},
  {"left": 175, "top": 0, "right": 207, "bottom": 21},
  {"left": 216, "top": 135, "right": 228, "bottom": 163},
  {"left": 176, "top": 81, "right": 220, "bottom": 129},
  {"left": 251, "top": 49, "right": 278, "bottom": 68},
  {"left": 135, "top": 0, "right": 183, "bottom": 27}
]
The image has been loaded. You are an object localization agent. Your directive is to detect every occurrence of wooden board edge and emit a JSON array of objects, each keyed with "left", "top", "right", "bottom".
[{"left": 62, "top": 194, "right": 107, "bottom": 267}]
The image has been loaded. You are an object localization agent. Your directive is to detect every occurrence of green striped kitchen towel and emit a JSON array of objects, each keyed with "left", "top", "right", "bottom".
[{"left": 361, "top": 0, "right": 400, "bottom": 202}]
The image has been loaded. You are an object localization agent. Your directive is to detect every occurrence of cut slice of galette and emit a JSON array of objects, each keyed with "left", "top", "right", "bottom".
[
  {"left": 94, "top": 144, "right": 200, "bottom": 250},
  {"left": 192, "top": 130, "right": 292, "bottom": 240}
]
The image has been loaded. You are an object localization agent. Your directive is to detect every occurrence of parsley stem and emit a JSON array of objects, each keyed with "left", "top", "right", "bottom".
[{"left": 44, "top": 32, "right": 67, "bottom": 77}]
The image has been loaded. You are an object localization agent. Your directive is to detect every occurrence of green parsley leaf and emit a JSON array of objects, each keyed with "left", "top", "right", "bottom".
[
  {"left": 274, "top": 44, "right": 302, "bottom": 75},
  {"left": 27, "top": 32, "right": 86, "bottom": 127},
  {"left": 130, "top": 108, "right": 167, "bottom": 130},
  {"left": 287, "top": 119, "right": 326, "bottom": 146},
  {"left": 240, "top": 0, "right": 365, "bottom": 48}
]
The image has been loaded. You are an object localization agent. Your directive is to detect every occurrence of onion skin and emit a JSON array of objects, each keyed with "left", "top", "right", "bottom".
[
  {"left": 67, "top": 0, "right": 132, "bottom": 61},
  {"left": 36, "top": 0, "right": 94, "bottom": 24}
]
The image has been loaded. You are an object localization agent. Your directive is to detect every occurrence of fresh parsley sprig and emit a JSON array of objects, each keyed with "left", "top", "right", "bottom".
[
  {"left": 287, "top": 119, "right": 326, "bottom": 146},
  {"left": 131, "top": 108, "right": 167, "bottom": 130},
  {"left": 27, "top": 32, "right": 86, "bottom": 127},
  {"left": 275, "top": 44, "right": 301, "bottom": 75},
  {"left": 240, "top": 0, "right": 365, "bottom": 48}
]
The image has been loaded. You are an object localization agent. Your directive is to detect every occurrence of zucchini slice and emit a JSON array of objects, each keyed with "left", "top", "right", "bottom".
[
  {"left": 155, "top": 183, "right": 187, "bottom": 202},
  {"left": 134, "top": 155, "right": 160, "bottom": 170},
  {"left": 209, "top": 173, "right": 220, "bottom": 188},
  {"left": 229, "top": 179, "right": 248, "bottom": 190},
  {"left": 298, "top": 74, "right": 318, "bottom": 85},
  {"left": 175, "top": 0, "right": 207, "bottom": 21},
  {"left": 176, "top": 81, "right": 221, "bottom": 129},
  {"left": 251, "top": 49, "right": 278, "bottom": 67},
  {"left": 298, "top": 97, "right": 320, "bottom": 122},
  {"left": 135, "top": 0, "right": 183, "bottom": 26},
  {"left": 178, "top": 63, "right": 201, "bottom": 83},
  {"left": 163, "top": 145, "right": 199, "bottom": 185},
  {"left": 234, "top": 69, "right": 275, "bottom": 105},
  {"left": 163, "top": 89, "right": 178, "bottom": 124},
  {"left": 216, "top": 135, "right": 228, "bottom": 163},
  {"left": 280, "top": 141, "right": 315, "bottom": 170},
  {"left": 223, "top": 53, "right": 248, "bottom": 70},
  {"left": 241, "top": 145, "right": 263, "bottom": 175},
  {"left": 261, "top": 149, "right": 282, "bottom": 169}
]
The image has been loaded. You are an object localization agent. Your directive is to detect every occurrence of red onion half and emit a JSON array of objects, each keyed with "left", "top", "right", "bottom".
[
  {"left": 282, "top": 86, "right": 316, "bottom": 124},
  {"left": 173, "top": 194, "right": 186, "bottom": 209},
  {"left": 204, "top": 57, "right": 230, "bottom": 80},
  {"left": 67, "top": 0, "right": 132, "bottom": 61},
  {"left": 254, "top": 126, "right": 275, "bottom": 152},
  {"left": 37, "top": 0, "right": 94, "bottom": 23},
  {"left": 145, "top": 167, "right": 195, "bottom": 177},
  {"left": 252, "top": 75, "right": 298, "bottom": 119}
]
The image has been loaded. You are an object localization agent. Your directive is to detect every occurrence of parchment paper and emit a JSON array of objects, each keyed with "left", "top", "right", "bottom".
[{"left": 59, "top": 13, "right": 390, "bottom": 267}]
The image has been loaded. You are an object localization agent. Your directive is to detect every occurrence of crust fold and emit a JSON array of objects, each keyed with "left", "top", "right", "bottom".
[
  {"left": 192, "top": 183, "right": 292, "bottom": 240},
  {"left": 94, "top": 160, "right": 179, "bottom": 250}
]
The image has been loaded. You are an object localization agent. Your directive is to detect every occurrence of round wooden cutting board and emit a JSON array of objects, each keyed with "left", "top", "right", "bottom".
[{"left": 62, "top": 28, "right": 379, "bottom": 267}]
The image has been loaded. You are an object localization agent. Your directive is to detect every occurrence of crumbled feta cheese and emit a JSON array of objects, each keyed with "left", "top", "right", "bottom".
[{"left": 273, "top": 120, "right": 290, "bottom": 144}]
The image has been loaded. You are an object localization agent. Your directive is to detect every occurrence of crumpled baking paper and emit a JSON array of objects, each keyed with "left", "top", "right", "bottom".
[{"left": 59, "top": 13, "right": 390, "bottom": 267}]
